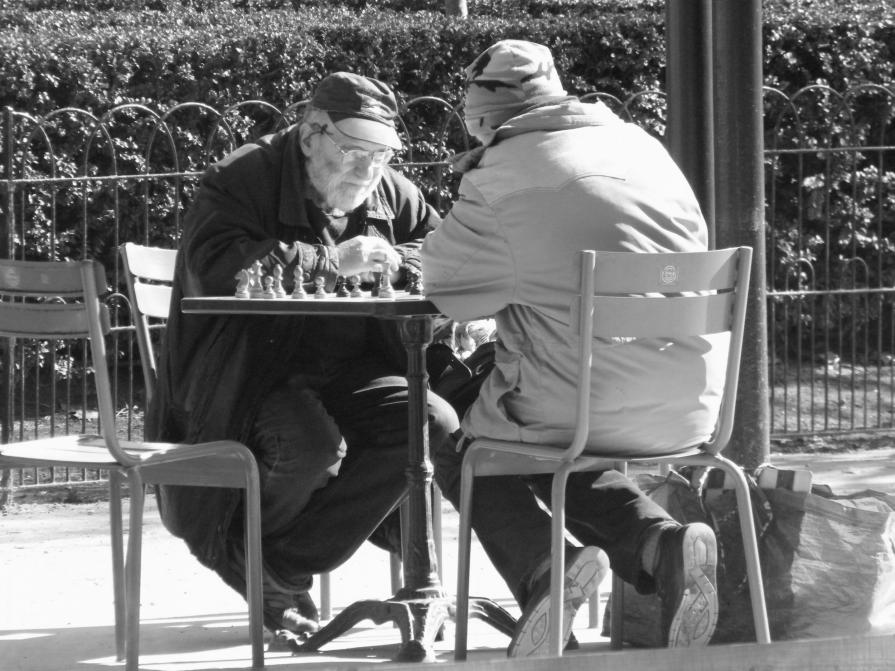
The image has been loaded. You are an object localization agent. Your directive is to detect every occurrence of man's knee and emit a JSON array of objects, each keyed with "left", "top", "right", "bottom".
[{"left": 427, "top": 391, "right": 460, "bottom": 445}]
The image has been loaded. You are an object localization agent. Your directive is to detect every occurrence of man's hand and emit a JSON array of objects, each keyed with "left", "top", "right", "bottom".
[{"left": 336, "top": 236, "right": 401, "bottom": 277}]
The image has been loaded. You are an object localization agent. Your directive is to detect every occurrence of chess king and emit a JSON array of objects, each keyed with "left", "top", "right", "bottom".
[{"left": 146, "top": 73, "right": 459, "bottom": 636}]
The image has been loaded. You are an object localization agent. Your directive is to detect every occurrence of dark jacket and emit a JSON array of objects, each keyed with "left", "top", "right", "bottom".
[{"left": 146, "top": 125, "right": 439, "bottom": 575}]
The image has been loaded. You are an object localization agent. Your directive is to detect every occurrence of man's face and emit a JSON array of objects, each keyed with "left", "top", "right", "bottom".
[{"left": 303, "top": 122, "right": 392, "bottom": 213}]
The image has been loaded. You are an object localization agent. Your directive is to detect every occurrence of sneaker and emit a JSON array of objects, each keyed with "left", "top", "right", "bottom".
[
  {"left": 263, "top": 591, "right": 320, "bottom": 636},
  {"left": 507, "top": 546, "right": 609, "bottom": 657},
  {"left": 654, "top": 522, "right": 718, "bottom": 647}
]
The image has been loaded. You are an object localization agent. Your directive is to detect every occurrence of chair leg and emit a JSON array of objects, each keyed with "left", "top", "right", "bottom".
[
  {"left": 124, "top": 473, "right": 145, "bottom": 671},
  {"left": 714, "top": 455, "right": 771, "bottom": 644},
  {"left": 609, "top": 572, "right": 625, "bottom": 649},
  {"left": 609, "top": 459, "right": 626, "bottom": 650},
  {"left": 432, "top": 484, "right": 443, "bottom": 581},
  {"left": 548, "top": 466, "right": 572, "bottom": 657},
  {"left": 454, "top": 452, "right": 477, "bottom": 661},
  {"left": 389, "top": 553, "right": 402, "bottom": 594},
  {"left": 108, "top": 470, "right": 126, "bottom": 661},
  {"left": 243, "top": 464, "right": 265, "bottom": 668},
  {"left": 588, "top": 589, "right": 600, "bottom": 629},
  {"left": 319, "top": 572, "right": 332, "bottom": 621}
]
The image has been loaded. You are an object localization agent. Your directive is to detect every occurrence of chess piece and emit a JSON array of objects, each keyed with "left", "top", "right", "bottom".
[
  {"left": 335, "top": 275, "right": 350, "bottom": 298},
  {"left": 234, "top": 268, "right": 251, "bottom": 299},
  {"left": 349, "top": 275, "right": 363, "bottom": 298},
  {"left": 292, "top": 266, "right": 308, "bottom": 299},
  {"left": 272, "top": 264, "right": 287, "bottom": 298},
  {"left": 262, "top": 275, "right": 276, "bottom": 299},
  {"left": 248, "top": 260, "right": 264, "bottom": 298},
  {"left": 407, "top": 267, "right": 423, "bottom": 295},
  {"left": 378, "top": 264, "right": 395, "bottom": 299},
  {"left": 370, "top": 268, "right": 381, "bottom": 297},
  {"left": 313, "top": 276, "right": 327, "bottom": 299}
]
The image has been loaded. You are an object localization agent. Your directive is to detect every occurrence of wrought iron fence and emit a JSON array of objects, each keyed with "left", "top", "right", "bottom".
[
  {"left": 1, "top": 84, "right": 894, "bottom": 496},
  {"left": 764, "top": 84, "right": 895, "bottom": 435}
]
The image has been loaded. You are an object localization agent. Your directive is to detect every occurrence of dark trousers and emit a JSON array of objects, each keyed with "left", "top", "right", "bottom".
[
  {"left": 431, "top": 350, "right": 675, "bottom": 607},
  {"left": 228, "top": 356, "right": 458, "bottom": 601}
]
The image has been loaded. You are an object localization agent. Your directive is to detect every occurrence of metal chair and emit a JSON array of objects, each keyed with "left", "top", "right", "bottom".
[
  {"left": 118, "top": 242, "right": 406, "bottom": 621},
  {"left": 453, "top": 246, "right": 770, "bottom": 659},
  {"left": 0, "top": 258, "right": 264, "bottom": 670}
]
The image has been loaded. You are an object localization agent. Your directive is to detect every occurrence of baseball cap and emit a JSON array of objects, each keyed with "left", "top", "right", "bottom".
[{"left": 310, "top": 72, "right": 402, "bottom": 150}]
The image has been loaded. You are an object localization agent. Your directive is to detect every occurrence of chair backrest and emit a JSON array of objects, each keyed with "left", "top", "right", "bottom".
[
  {"left": 118, "top": 243, "right": 177, "bottom": 406},
  {"left": 568, "top": 246, "right": 753, "bottom": 460},
  {"left": 0, "top": 258, "right": 139, "bottom": 466}
]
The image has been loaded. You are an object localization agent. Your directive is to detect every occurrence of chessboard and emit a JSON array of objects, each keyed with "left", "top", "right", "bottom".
[
  {"left": 182, "top": 261, "right": 438, "bottom": 317},
  {"left": 181, "top": 291, "right": 439, "bottom": 317}
]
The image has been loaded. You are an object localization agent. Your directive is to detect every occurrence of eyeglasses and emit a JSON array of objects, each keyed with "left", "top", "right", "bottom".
[{"left": 319, "top": 128, "right": 393, "bottom": 167}]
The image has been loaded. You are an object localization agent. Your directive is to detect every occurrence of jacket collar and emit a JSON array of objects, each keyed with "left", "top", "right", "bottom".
[{"left": 492, "top": 98, "right": 622, "bottom": 145}]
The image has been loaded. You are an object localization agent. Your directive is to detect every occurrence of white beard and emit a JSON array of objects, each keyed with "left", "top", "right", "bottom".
[{"left": 307, "top": 154, "right": 379, "bottom": 213}]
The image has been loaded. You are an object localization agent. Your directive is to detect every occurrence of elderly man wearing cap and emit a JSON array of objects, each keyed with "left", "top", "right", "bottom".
[
  {"left": 422, "top": 40, "right": 720, "bottom": 655},
  {"left": 147, "top": 72, "right": 459, "bottom": 637}
]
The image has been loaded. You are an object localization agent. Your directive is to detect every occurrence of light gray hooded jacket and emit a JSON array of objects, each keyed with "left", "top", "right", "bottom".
[{"left": 422, "top": 99, "right": 727, "bottom": 456}]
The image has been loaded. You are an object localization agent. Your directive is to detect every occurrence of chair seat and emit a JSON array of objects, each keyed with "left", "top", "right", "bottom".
[
  {"left": 0, "top": 434, "right": 120, "bottom": 467},
  {"left": 0, "top": 434, "right": 255, "bottom": 490},
  {"left": 468, "top": 437, "right": 706, "bottom": 477}
]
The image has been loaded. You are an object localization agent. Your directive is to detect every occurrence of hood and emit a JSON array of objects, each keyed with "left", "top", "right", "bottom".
[{"left": 491, "top": 97, "right": 622, "bottom": 144}]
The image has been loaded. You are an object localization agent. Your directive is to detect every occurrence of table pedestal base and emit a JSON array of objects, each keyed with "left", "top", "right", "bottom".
[{"left": 287, "top": 591, "right": 516, "bottom": 662}]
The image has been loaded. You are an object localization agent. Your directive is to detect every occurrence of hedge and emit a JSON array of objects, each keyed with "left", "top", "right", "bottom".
[{"left": 1, "top": 2, "right": 893, "bottom": 118}]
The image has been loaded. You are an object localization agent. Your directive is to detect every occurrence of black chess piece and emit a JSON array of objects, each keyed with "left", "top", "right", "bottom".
[
  {"left": 407, "top": 268, "right": 423, "bottom": 295},
  {"left": 335, "top": 276, "right": 350, "bottom": 298}
]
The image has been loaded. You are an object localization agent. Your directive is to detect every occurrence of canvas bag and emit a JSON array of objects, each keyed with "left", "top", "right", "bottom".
[{"left": 605, "top": 467, "right": 895, "bottom": 645}]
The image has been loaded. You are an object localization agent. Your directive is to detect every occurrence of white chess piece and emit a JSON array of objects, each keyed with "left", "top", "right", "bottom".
[
  {"left": 234, "top": 269, "right": 250, "bottom": 299},
  {"left": 272, "top": 264, "right": 287, "bottom": 298},
  {"left": 292, "top": 266, "right": 307, "bottom": 299},
  {"left": 377, "top": 264, "right": 395, "bottom": 299}
]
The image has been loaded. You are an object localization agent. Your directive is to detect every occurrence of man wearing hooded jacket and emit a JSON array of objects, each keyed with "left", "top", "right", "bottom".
[{"left": 422, "top": 40, "right": 721, "bottom": 657}]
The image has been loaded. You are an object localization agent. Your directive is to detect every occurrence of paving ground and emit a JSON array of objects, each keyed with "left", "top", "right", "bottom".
[{"left": 2, "top": 448, "right": 894, "bottom": 671}]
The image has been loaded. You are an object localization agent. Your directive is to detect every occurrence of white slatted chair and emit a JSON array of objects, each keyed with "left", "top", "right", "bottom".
[
  {"left": 0, "top": 258, "right": 264, "bottom": 670},
  {"left": 453, "top": 246, "right": 770, "bottom": 659}
]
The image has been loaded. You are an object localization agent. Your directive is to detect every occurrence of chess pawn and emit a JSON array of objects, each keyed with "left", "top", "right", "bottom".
[
  {"left": 292, "top": 266, "right": 307, "bottom": 299},
  {"left": 313, "top": 276, "right": 327, "bottom": 299},
  {"left": 272, "top": 264, "right": 287, "bottom": 298},
  {"left": 234, "top": 268, "right": 251, "bottom": 299},
  {"left": 335, "top": 275, "right": 350, "bottom": 298},
  {"left": 378, "top": 264, "right": 395, "bottom": 299},
  {"left": 349, "top": 275, "right": 363, "bottom": 298},
  {"left": 262, "top": 275, "right": 276, "bottom": 299}
]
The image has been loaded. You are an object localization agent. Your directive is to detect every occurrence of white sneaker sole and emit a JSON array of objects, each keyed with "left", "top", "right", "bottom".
[
  {"left": 508, "top": 546, "right": 606, "bottom": 657},
  {"left": 667, "top": 527, "right": 718, "bottom": 647}
]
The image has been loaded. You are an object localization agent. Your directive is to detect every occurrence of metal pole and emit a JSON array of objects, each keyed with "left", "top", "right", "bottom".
[
  {"left": 666, "top": 0, "right": 715, "bottom": 238},
  {"left": 1, "top": 107, "right": 13, "bottom": 503},
  {"left": 713, "top": 0, "right": 769, "bottom": 468}
]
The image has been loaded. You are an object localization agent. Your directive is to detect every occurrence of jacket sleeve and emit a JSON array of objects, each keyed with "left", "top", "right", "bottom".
[
  {"left": 180, "top": 153, "right": 283, "bottom": 297},
  {"left": 382, "top": 168, "right": 441, "bottom": 275},
  {"left": 421, "top": 176, "right": 515, "bottom": 321}
]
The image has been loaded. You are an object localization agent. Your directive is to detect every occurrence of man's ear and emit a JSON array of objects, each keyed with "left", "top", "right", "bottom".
[{"left": 298, "top": 123, "right": 314, "bottom": 156}]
